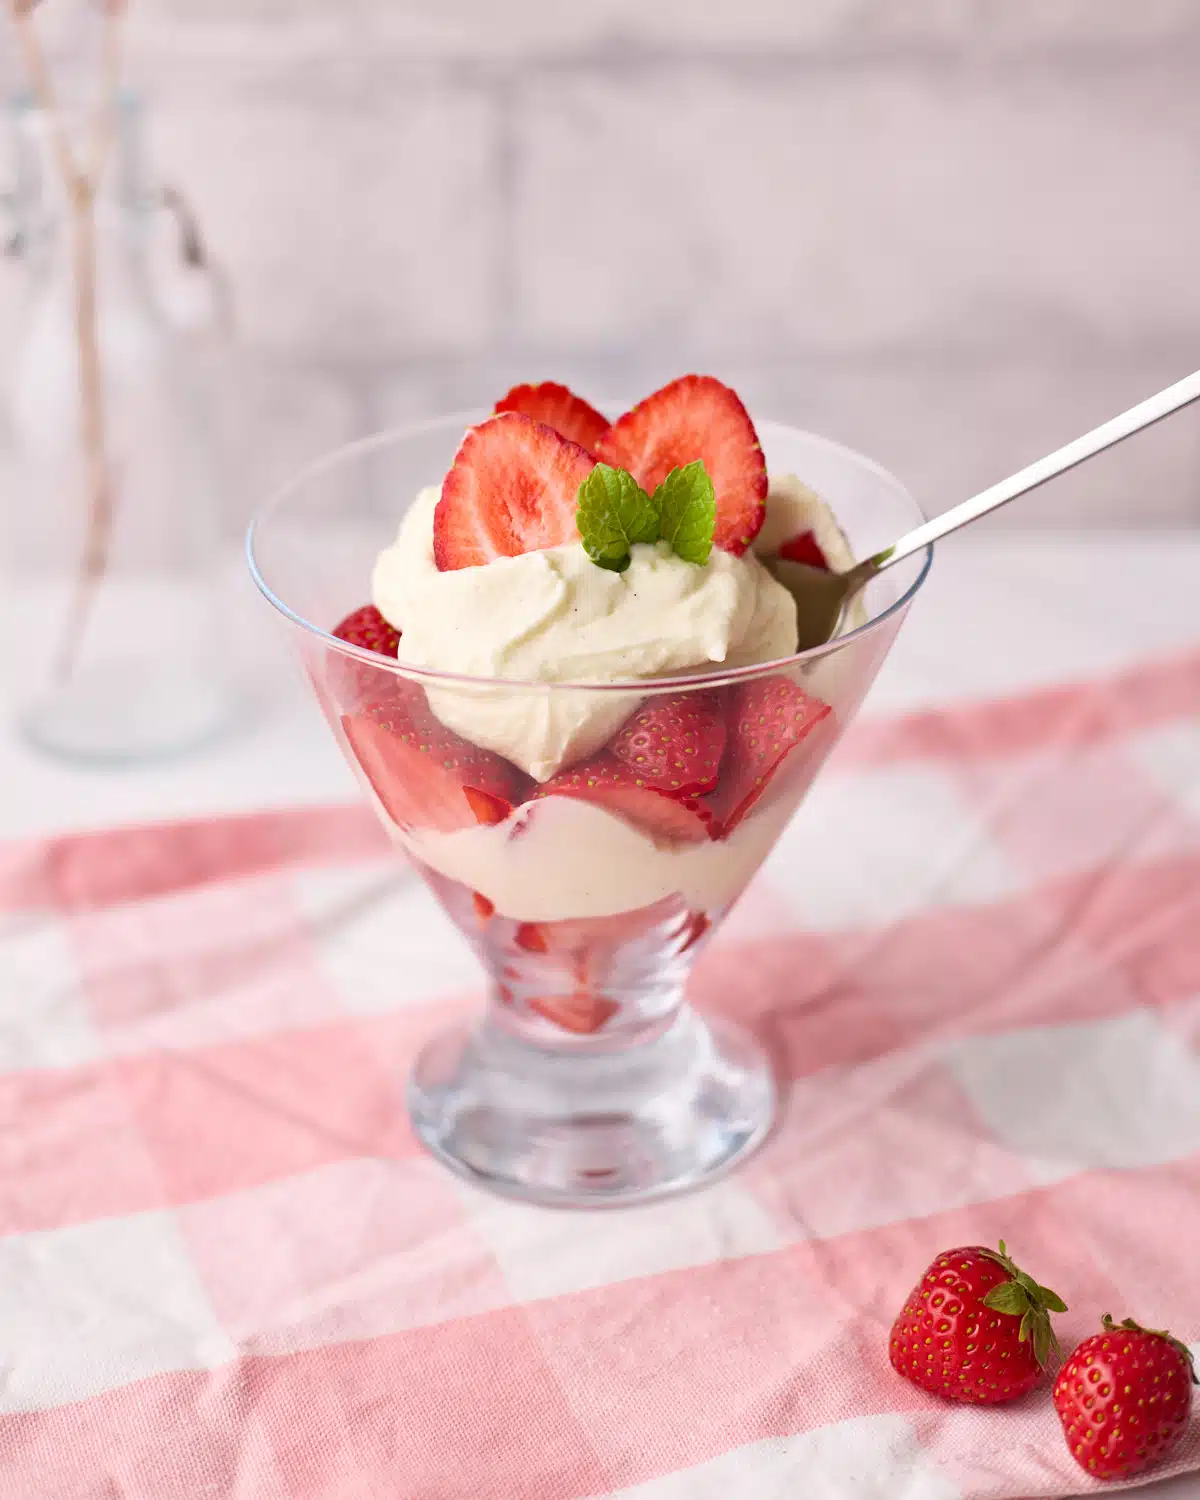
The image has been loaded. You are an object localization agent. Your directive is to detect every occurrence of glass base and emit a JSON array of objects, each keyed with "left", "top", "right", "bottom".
[
  {"left": 408, "top": 1007, "right": 775, "bottom": 1208},
  {"left": 19, "top": 660, "right": 234, "bottom": 765}
]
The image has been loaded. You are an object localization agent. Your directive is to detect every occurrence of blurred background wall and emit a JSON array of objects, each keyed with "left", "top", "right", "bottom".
[{"left": 3, "top": 0, "right": 1199, "bottom": 533}]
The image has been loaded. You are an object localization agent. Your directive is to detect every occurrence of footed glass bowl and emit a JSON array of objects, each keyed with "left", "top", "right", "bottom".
[{"left": 247, "top": 414, "right": 931, "bottom": 1207}]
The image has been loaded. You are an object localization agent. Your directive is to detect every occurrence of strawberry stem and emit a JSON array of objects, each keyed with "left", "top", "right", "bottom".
[{"left": 979, "top": 1242, "right": 1067, "bottom": 1369}]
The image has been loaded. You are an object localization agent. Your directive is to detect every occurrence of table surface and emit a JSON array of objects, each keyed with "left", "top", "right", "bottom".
[{"left": 3, "top": 530, "right": 1199, "bottom": 1499}]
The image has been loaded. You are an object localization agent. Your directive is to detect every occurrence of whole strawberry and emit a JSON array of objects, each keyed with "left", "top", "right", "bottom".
[
  {"left": 1054, "top": 1315, "right": 1196, "bottom": 1481},
  {"left": 889, "top": 1240, "right": 1066, "bottom": 1404}
]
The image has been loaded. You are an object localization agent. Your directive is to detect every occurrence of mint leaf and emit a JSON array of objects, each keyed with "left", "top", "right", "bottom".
[
  {"left": 577, "top": 464, "right": 660, "bottom": 572},
  {"left": 654, "top": 462, "right": 716, "bottom": 566}
]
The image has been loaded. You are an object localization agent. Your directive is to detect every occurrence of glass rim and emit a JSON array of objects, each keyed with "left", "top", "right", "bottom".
[{"left": 245, "top": 410, "right": 934, "bottom": 696}]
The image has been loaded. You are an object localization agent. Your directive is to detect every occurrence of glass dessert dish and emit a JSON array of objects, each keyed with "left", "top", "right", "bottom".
[{"left": 247, "top": 410, "right": 931, "bottom": 1208}]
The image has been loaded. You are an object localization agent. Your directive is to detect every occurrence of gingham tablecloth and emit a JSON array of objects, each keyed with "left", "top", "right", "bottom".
[{"left": 2, "top": 647, "right": 1199, "bottom": 1500}]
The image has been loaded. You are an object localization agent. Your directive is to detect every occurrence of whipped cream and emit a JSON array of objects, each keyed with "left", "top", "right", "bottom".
[
  {"left": 755, "top": 474, "right": 857, "bottom": 570},
  {"left": 396, "top": 793, "right": 788, "bottom": 922},
  {"left": 755, "top": 473, "right": 868, "bottom": 636},
  {"left": 372, "top": 485, "right": 797, "bottom": 781}
]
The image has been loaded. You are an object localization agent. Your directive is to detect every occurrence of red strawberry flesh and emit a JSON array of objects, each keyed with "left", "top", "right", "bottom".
[
  {"left": 326, "top": 605, "right": 403, "bottom": 712},
  {"left": 596, "top": 374, "right": 767, "bottom": 555},
  {"left": 529, "top": 993, "right": 619, "bottom": 1035},
  {"left": 495, "top": 382, "right": 609, "bottom": 454},
  {"left": 332, "top": 603, "right": 401, "bottom": 656},
  {"left": 609, "top": 691, "right": 726, "bottom": 796},
  {"left": 434, "top": 412, "right": 595, "bottom": 570},
  {"left": 535, "top": 754, "right": 713, "bottom": 844},
  {"left": 777, "top": 530, "right": 830, "bottom": 571},
  {"left": 341, "top": 689, "right": 525, "bottom": 833},
  {"left": 515, "top": 922, "right": 550, "bottom": 955},
  {"left": 704, "top": 676, "right": 832, "bottom": 836}
]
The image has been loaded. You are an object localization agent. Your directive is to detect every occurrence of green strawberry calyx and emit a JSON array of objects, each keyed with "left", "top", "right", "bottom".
[
  {"left": 978, "top": 1240, "right": 1068, "bottom": 1369},
  {"left": 1100, "top": 1314, "right": 1198, "bottom": 1384}
]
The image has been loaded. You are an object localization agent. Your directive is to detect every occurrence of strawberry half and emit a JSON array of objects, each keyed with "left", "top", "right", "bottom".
[
  {"left": 776, "top": 531, "right": 830, "bottom": 571},
  {"left": 341, "top": 689, "right": 525, "bottom": 833},
  {"left": 535, "top": 755, "right": 713, "bottom": 844},
  {"left": 332, "top": 603, "right": 401, "bottom": 656},
  {"left": 609, "top": 691, "right": 726, "bottom": 796},
  {"left": 596, "top": 375, "right": 767, "bottom": 555},
  {"left": 434, "top": 412, "right": 596, "bottom": 570},
  {"left": 495, "top": 382, "right": 609, "bottom": 454},
  {"left": 704, "top": 676, "right": 832, "bottom": 836}
]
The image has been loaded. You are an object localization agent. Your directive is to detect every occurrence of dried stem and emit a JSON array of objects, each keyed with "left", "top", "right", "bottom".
[
  {"left": 87, "top": 0, "right": 123, "bottom": 183},
  {"left": 10, "top": 0, "right": 125, "bottom": 683},
  {"left": 11, "top": 2, "right": 83, "bottom": 198},
  {"left": 55, "top": 181, "right": 115, "bottom": 680}
]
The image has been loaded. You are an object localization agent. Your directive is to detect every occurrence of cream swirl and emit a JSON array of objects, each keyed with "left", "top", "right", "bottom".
[{"left": 371, "top": 485, "right": 798, "bottom": 781}]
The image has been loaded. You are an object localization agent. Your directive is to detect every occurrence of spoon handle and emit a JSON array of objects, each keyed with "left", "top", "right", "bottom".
[{"left": 875, "top": 367, "right": 1200, "bottom": 570}]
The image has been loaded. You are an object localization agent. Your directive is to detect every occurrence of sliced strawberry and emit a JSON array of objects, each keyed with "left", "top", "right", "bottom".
[
  {"left": 777, "top": 531, "right": 830, "bottom": 571},
  {"left": 705, "top": 676, "right": 833, "bottom": 836},
  {"left": 514, "top": 922, "right": 550, "bottom": 954},
  {"left": 472, "top": 891, "right": 495, "bottom": 923},
  {"left": 332, "top": 603, "right": 401, "bottom": 655},
  {"left": 327, "top": 605, "right": 403, "bottom": 711},
  {"left": 341, "top": 691, "right": 525, "bottom": 833},
  {"left": 609, "top": 691, "right": 726, "bottom": 796},
  {"left": 529, "top": 993, "right": 619, "bottom": 1035},
  {"left": 434, "top": 412, "right": 595, "bottom": 570},
  {"left": 596, "top": 375, "right": 767, "bottom": 555},
  {"left": 494, "top": 382, "right": 609, "bottom": 454},
  {"left": 535, "top": 755, "right": 713, "bottom": 844}
]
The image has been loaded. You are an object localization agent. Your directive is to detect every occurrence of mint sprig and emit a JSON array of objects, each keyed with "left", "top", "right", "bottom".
[
  {"left": 576, "top": 461, "right": 716, "bottom": 572},
  {"left": 656, "top": 461, "right": 716, "bottom": 566},
  {"left": 576, "top": 464, "right": 660, "bottom": 572}
]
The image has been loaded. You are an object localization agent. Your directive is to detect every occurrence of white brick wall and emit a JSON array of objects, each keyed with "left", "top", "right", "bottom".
[
  {"left": 2, "top": 0, "right": 1198, "bottom": 528},
  {"left": 512, "top": 70, "right": 1200, "bottom": 357}
]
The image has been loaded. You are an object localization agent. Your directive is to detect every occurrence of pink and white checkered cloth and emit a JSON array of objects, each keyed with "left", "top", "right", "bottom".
[{"left": 2, "top": 648, "right": 1200, "bottom": 1500}]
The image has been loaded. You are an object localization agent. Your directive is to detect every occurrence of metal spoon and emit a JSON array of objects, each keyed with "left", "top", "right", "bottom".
[{"left": 788, "top": 367, "right": 1200, "bottom": 650}]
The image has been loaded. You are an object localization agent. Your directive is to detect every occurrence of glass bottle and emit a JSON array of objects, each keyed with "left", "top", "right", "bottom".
[{"left": 0, "top": 90, "right": 237, "bottom": 762}]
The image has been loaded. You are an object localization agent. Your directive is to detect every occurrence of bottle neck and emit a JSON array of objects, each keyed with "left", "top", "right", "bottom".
[{"left": 9, "top": 90, "right": 152, "bottom": 256}]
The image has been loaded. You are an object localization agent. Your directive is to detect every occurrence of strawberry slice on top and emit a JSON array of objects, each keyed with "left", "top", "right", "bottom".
[
  {"left": 434, "top": 412, "right": 596, "bottom": 571},
  {"left": 596, "top": 375, "right": 767, "bottom": 555},
  {"left": 494, "top": 382, "right": 609, "bottom": 455},
  {"left": 705, "top": 675, "right": 832, "bottom": 836},
  {"left": 341, "top": 688, "right": 526, "bottom": 833}
]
